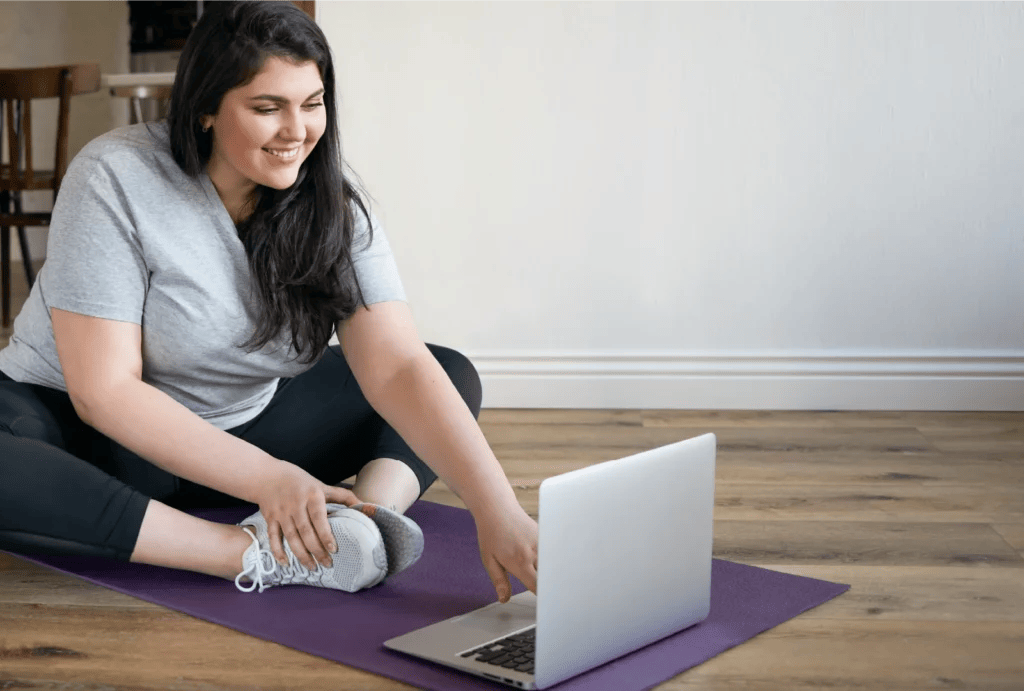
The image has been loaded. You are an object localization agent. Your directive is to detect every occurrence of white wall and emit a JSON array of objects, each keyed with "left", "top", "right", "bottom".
[
  {"left": 0, "top": 0, "right": 130, "bottom": 261},
  {"left": 321, "top": 2, "right": 1024, "bottom": 410}
]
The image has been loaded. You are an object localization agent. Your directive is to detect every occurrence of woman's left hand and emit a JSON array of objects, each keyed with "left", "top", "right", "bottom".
[{"left": 473, "top": 500, "right": 539, "bottom": 603}]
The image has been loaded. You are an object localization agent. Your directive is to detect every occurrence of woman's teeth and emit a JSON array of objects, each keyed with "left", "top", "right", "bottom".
[{"left": 264, "top": 147, "right": 300, "bottom": 160}]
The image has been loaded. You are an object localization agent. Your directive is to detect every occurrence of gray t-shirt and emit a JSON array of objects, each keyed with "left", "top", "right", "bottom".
[{"left": 0, "top": 121, "right": 406, "bottom": 429}]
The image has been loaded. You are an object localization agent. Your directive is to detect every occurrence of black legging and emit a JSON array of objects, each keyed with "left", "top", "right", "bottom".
[{"left": 0, "top": 343, "right": 482, "bottom": 562}]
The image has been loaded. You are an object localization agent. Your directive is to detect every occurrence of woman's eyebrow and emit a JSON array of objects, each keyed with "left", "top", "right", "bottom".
[{"left": 249, "top": 88, "right": 325, "bottom": 103}]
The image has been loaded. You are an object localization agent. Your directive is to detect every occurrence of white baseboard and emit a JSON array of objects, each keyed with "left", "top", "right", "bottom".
[{"left": 465, "top": 351, "right": 1024, "bottom": 411}]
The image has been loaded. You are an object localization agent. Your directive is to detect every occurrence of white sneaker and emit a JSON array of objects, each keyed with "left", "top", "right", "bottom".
[{"left": 235, "top": 505, "right": 388, "bottom": 593}]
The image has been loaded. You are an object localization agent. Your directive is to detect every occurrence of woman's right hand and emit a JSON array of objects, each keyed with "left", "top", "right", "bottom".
[{"left": 253, "top": 459, "right": 362, "bottom": 571}]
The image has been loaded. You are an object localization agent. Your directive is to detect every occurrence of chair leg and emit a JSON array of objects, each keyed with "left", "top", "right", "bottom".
[
  {"left": 1, "top": 224, "right": 10, "bottom": 330},
  {"left": 16, "top": 226, "right": 35, "bottom": 288},
  {"left": 11, "top": 192, "right": 35, "bottom": 287}
]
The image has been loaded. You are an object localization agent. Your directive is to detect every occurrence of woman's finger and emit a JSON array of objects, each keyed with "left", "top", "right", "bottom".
[
  {"left": 292, "top": 510, "right": 328, "bottom": 571},
  {"left": 503, "top": 553, "right": 537, "bottom": 595},
  {"left": 280, "top": 519, "right": 310, "bottom": 569},
  {"left": 307, "top": 501, "right": 336, "bottom": 567},
  {"left": 324, "top": 484, "right": 360, "bottom": 507},
  {"left": 268, "top": 519, "right": 288, "bottom": 567},
  {"left": 482, "top": 553, "right": 512, "bottom": 604},
  {"left": 520, "top": 558, "right": 538, "bottom": 594}
]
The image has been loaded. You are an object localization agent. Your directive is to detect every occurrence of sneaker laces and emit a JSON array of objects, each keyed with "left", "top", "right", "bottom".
[{"left": 235, "top": 526, "right": 328, "bottom": 593}]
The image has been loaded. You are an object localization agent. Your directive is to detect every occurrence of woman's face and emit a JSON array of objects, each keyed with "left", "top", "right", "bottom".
[{"left": 202, "top": 56, "right": 327, "bottom": 215}]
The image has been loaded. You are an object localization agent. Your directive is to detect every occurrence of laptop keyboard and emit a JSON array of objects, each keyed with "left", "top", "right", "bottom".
[{"left": 460, "top": 627, "right": 536, "bottom": 674}]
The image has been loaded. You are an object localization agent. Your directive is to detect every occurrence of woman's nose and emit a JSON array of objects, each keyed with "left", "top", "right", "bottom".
[{"left": 278, "top": 110, "right": 306, "bottom": 142}]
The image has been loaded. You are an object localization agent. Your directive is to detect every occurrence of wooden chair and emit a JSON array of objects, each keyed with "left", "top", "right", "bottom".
[{"left": 0, "top": 64, "right": 101, "bottom": 328}]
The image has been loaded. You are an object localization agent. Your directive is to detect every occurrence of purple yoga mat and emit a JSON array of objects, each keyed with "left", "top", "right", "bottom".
[{"left": 12, "top": 500, "right": 848, "bottom": 690}]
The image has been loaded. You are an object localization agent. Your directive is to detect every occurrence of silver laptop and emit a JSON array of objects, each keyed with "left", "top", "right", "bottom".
[{"left": 384, "top": 432, "right": 717, "bottom": 689}]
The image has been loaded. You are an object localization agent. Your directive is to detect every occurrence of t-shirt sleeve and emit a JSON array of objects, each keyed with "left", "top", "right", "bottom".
[
  {"left": 42, "top": 154, "right": 148, "bottom": 324},
  {"left": 350, "top": 205, "right": 407, "bottom": 306}
]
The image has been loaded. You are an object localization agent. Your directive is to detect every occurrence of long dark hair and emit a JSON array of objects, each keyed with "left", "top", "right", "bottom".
[{"left": 165, "top": 0, "right": 371, "bottom": 364}]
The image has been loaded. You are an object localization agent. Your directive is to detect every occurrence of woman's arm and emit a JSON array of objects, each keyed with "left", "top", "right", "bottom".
[
  {"left": 372, "top": 351, "right": 539, "bottom": 603},
  {"left": 51, "top": 308, "right": 356, "bottom": 570},
  {"left": 338, "top": 301, "right": 539, "bottom": 602}
]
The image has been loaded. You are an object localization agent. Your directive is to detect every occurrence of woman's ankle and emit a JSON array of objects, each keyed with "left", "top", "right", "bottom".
[
  {"left": 217, "top": 524, "right": 255, "bottom": 581},
  {"left": 130, "top": 499, "right": 253, "bottom": 581}
]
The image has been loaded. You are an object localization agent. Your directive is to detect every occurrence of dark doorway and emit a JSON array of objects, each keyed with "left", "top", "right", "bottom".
[
  {"left": 293, "top": 2, "right": 315, "bottom": 19},
  {"left": 128, "top": 1, "right": 198, "bottom": 54},
  {"left": 128, "top": 0, "right": 316, "bottom": 54}
]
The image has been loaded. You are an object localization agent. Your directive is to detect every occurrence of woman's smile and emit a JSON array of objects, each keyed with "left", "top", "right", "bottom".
[{"left": 263, "top": 146, "right": 302, "bottom": 162}]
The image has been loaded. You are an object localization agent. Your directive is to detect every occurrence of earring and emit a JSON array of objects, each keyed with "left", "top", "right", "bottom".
[{"left": 202, "top": 124, "right": 210, "bottom": 133}]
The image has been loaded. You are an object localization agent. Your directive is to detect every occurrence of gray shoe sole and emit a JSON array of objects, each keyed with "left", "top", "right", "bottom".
[{"left": 342, "top": 503, "right": 425, "bottom": 576}]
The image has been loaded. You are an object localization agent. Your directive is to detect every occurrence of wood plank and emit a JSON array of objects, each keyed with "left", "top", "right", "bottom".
[
  {"left": 993, "top": 523, "right": 1024, "bottom": 556},
  {"left": 491, "top": 450, "right": 1024, "bottom": 488},
  {"left": 664, "top": 620, "right": 1024, "bottom": 691},
  {"left": 914, "top": 418, "right": 1024, "bottom": 435},
  {"left": 0, "top": 551, "right": 40, "bottom": 572},
  {"left": 712, "top": 520, "right": 1024, "bottom": 567},
  {"left": 711, "top": 449, "right": 1024, "bottom": 486},
  {"left": 0, "top": 603, "right": 415, "bottom": 690},
  {"left": 746, "top": 564, "right": 1024, "bottom": 621},
  {"left": 711, "top": 482, "right": 1024, "bottom": 523},
  {"left": 642, "top": 409, "right": 1024, "bottom": 430},
  {"left": 479, "top": 423, "right": 937, "bottom": 460},
  {"left": 917, "top": 426, "right": 1024, "bottom": 453},
  {"left": 480, "top": 422, "right": 705, "bottom": 461},
  {"left": 0, "top": 553, "right": 161, "bottom": 608},
  {"left": 480, "top": 408, "right": 645, "bottom": 426}
]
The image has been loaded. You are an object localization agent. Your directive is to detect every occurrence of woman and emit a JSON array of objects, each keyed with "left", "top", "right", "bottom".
[{"left": 0, "top": 1, "right": 537, "bottom": 601}]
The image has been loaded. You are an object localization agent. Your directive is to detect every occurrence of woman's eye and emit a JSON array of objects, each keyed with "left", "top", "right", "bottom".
[{"left": 254, "top": 103, "right": 323, "bottom": 115}]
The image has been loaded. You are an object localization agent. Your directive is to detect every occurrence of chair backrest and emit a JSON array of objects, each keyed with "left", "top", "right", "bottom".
[{"left": 0, "top": 64, "right": 101, "bottom": 192}]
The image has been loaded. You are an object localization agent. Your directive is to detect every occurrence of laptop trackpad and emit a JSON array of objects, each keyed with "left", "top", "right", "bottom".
[{"left": 456, "top": 592, "right": 537, "bottom": 638}]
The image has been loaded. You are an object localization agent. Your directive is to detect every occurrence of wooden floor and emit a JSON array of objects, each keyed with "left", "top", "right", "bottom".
[{"left": 1, "top": 271, "right": 1022, "bottom": 690}]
